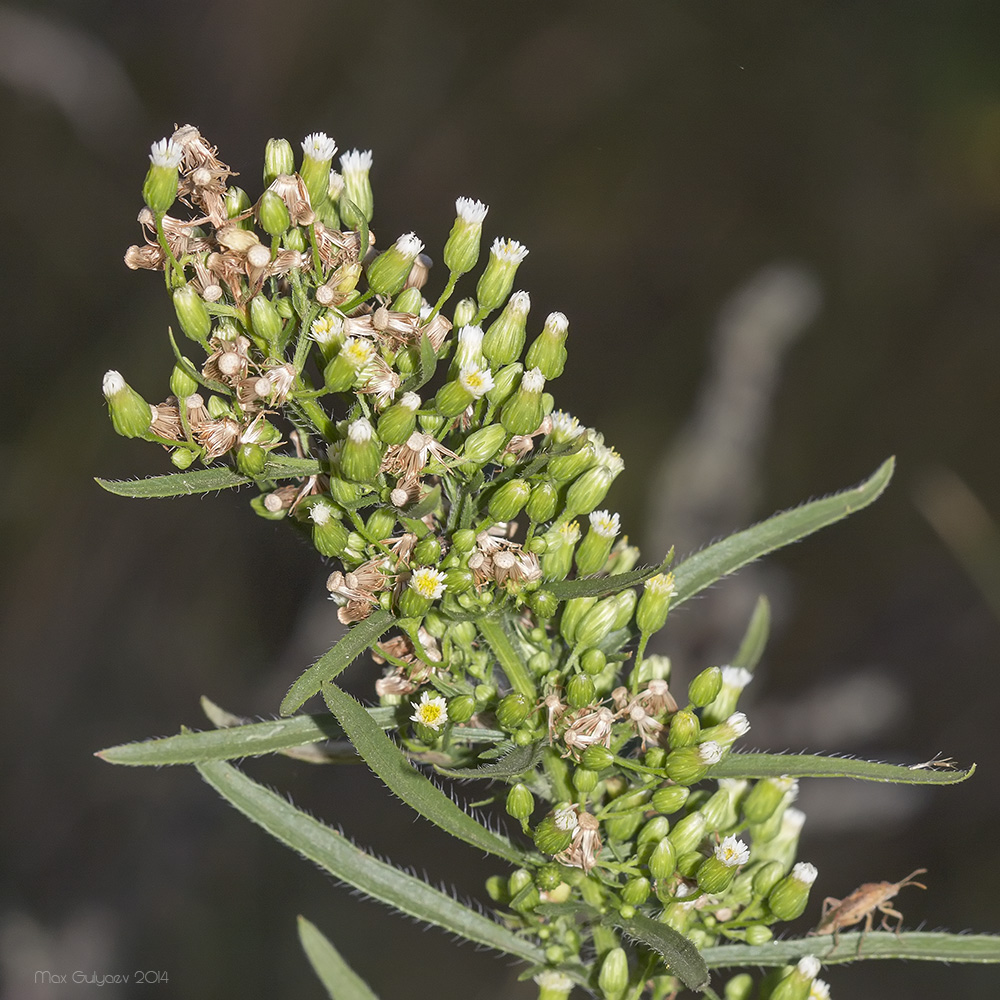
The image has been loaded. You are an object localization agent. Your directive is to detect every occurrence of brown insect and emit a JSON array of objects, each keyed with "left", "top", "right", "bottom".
[{"left": 811, "top": 868, "right": 928, "bottom": 950}]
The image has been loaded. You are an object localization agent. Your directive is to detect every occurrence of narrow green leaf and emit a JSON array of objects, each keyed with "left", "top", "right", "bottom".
[
  {"left": 732, "top": 595, "right": 770, "bottom": 672},
  {"left": 672, "top": 458, "right": 895, "bottom": 606},
  {"left": 609, "top": 912, "right": 710, "bottom": 991},
  {"left": 702, "top": 931, "right": 1000, "bottom": 967},
  {"left": 297, "top": 916, "right": 379, "bottom": 1000},
  {"left": 545, "top": 559, "right": 671, "bottom": 600},
  {"left": 434, "top": 741, "right": 546, "bottom": 779},
  {"left": 707, "top": 751, "right": 975, "bottom": 785},
  {"left": 95, "top": 467, "right": 250, "bottom": 498},
  {"left": 96, "top": 713, "right": 348, "bottom": 766},
  {"left": 322, "top": 682, "right": 527, "bottom": 865},
  {"left": 280, "top": 610, "right": 395, "bottom": 716},
  {"left": 196, "top": 759, "right": 549, "bottom": 966}
]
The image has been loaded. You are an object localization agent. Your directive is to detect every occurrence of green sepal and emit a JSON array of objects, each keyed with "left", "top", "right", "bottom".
[{"left": 297, "top": 916, "right": 380, "bottom": 1000}]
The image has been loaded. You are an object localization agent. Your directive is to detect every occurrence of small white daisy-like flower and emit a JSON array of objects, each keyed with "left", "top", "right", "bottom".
[
  {"left": 588, "top": 509, "right": 621, "bottom": 539},
  {"left": 508, "top": 290, "right": 531, "bottom": 315},
  {"left": 409, "top": 566, "right": 447, "bottom": 600},
  {"left": 102, "top": 370, "right": 126, "bottom": 398},
  {"left": 549, "top": 409, "right": 583, "bottom": 440},
  {"left": 533, "top": 971, "right": 573, "bottom": 992},
  {"left": 149, "top": 138, "right": 183, "bottom": 168},
  {"left": 544, "top": 311, "right": 569, "bottom": 334},
  {"left": 797, "top": 956, "right": 821, "bottom": 980},
  {"left": 792, "top": 861, "right": 819, "bottom": 885},
  {"left": 395, "top": 232, "right": 425, "bottom": 259},
  {"left": 720, "top": 665, "right": 754, "bottom": 690},
  {"left": 554, "top": 804, "right": 579, "bottom": 832},
  {"left": 341, "top": 337, "right": 376, "bottom": 368},
  {"left": 557, "top": 520, "right": 581, "bottom": 544},
  {"left": 455, "top": 325, "right": 484, "bottom": 367},
  {"left": 399, "top": 392, "right": 421, "bottom": 411},
  {"left": 310, "top": 313, "right": 343, "bottom": 345},
  {"left": 697, "top": 741, "right": 723, "bottom": 765},
  {"left": 455, "top": 196, "right": 489, "bottom": 223},
  {"left": 340, "top": 149, "right": 373, "bottom": 175},
  {"left": 410, "top": 690, "right": 448, "bottom": 731},
  {"left": 521, "top": 367, "right": 546, "bottom": 393},
  {"left": 772, "top": 774, "right": 799, "bottom": 797},
  {"left": 327, "top": 172, "right": 345, "bottom": 200},
  {"left": 714, "top": 835, "right": 750, "bottom": 868},
  {"left": 490, "top": 237, "right": 529, "bottom": 263},
  {"left": 645, "top": 572, "right": 676, "bottom": 597},
  {"left": 301, "top": 132, "right": 337, "bottom": 161},
  {"left": 725, "top": 711, "right": 751, "bottom": 738},
  {"left": 808, "top": 978, "right": 831, "bottom": 1000},
  {"left": 457, "top": 364, "right": 495, "bottom": 398},
  {"left": 309, "top": 501, "right": 334, "bottom": 526},
  {"left": 347, "top": 417, "right": 374, "bottom": 443},
  {"left": 784, "top": 807, "right": 807, "bottom": 834}
]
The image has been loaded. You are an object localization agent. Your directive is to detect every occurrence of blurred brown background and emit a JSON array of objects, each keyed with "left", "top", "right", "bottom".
[{"left": 2, "top": 1, "right": 999, "bottom": 996}]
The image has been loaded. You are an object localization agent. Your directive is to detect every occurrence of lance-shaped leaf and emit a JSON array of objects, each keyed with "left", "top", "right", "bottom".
[
  {"left": 322, "top": 682, "right": 527, "bottom": 865},
  {"left": 281, "top": 610, "right": 395, "bottom": 716},
  {"left": 434, "top": 741, "right": 546, "bottom": 779},
  {"left": 297, "top": 916, "right": 380, "bottom": 1000},
  {"left": 702, "top": 931, "right": 1000, "bottom": 968},
  {"left": 608, "top": 911, "right": 709, "bottom": 992},
  {"left": 196, "top": 760, "right": 551, "bottom": 969},
  {"left": 545, "top": 556, "right": 673, "bottom": 601},
  {"left": 671, "top": 458, "right": 895, "bottom": 606},
  {"left": 707, "top": 751, "right": 975, "bottom": 785},
  {"left": 732, "top": 595, "right": 770, "bottom": 673}
]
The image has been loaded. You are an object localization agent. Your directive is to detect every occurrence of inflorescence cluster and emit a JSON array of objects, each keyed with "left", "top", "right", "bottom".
[{"left": 104, "top": 127, "right": 829, "bottom": 1000}]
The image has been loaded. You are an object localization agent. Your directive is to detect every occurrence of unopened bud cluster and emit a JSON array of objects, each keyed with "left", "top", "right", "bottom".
[{"left": 109, "top": 127, "right": 824, "bottom": 998}]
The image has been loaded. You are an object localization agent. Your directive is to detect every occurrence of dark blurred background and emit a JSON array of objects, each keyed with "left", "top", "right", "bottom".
[{"left": 2, "top": 1, "right": 999, "bottom": 996}]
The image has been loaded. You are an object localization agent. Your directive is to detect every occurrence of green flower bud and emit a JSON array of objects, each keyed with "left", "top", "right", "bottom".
[
  {"left": 505, "top": 782, "right": 534, "bottom": 824},
  {"left": 724, "top": 973, "right": 755, "bottom": 1000},
  {"left": 572, "top": 509, "right": 621, "bottom": 576},
  {"left": 365, "top": 508, "right": 396, "bottom": 542},
  {"left": 697, "top": 835, "right": 750, "bottom": 894},
  {"left": 523, "top": 481, "right": 557, "bottom": 523},
  {"left": 622, "top": 876, "right": 651, "bottom": 907},
  {"left": 559, "top": 595, "right": 596, "bottom": 645},
  {"left": 450, "top": 296, "right": 477, "bottom": 328},
  {"left": 581, "top": 744, "right": 615, "bottom": 771},
  {"left": 482, "top": 290, "right": 530, "bottom": 366},
  {"left": 236, "top": 442, "right": 266, "bottom": 477},
  {"left": 444, "top": 196, "right": 489, "bottom": 275},
  {"left": 500, "top": 367, "right": 546, "bottom": 435},
  {"left": 171, "top": 284, "right": 212, "bottom": 345},
  {"left": 205, "top": 394, "right": 232, "bottom": 419},
  {"left": 651, "top": 784, "right": 689, "bottom": 816},
  {"left": 687, "top": 666, "right": 722, "bottom": 708},
  {"left": 308, "top": 501, "right": 349, "bottom": 557},
  {"left": 701, "top": 665, "right": 754, "bottom": 726},
  {"left": 677, "top": 851, "right": 704, "bottom": 878},
  {"left": 250, "top": 294, "right": 284, "bottom": 347},
  {"left": 768, "top": 862, "right": 818, "bottom": 921},
  {"left": 637, "top": 815, "right": 671, "bottom": 847},
  {"left": 434, "top": 364, "right": 494, "bottom": 417},
  {"left": 263, "top": 138, "right": 295, "bottom": 186},
  {"left": 572, "top": 767, "right": 599, "bottom": 793},
  {"left": 340, "top": 418, "right": 384, "bottom": 483},
  {"left": 701, "top": 711, "right": 751, "bottom": 750},
  {"left": 665, "top": 741, "right": 722, "bottom": 785},
  {"left": 667, "top": 709, "right": 700, "bottom": 749},
  {"left": 645, "top": 747, "right": 666, "bottom": 768},
  {"left": 604, "top": 809, "right": 644, "bottom": 843},
  {"left": 527, "top": 589, "right": 558, "bottom": 620},
  {"left": 327, "top": 473, "right": 365, "bottom": 505},
  {"left": 367, "top": 233, "right": 424, "bottom": 297},
  {"left": 566, "top": 674, "right": 596, "bottom": 709},
  {"left": 448, "top": 694, "right": 476, "bottom": 723},
  {"left": 299, "top": 132, "right": 337, "bottom": 209},
  {"left": 547, "top": 440, "right": 596, "bottom": 483},
  {"left": 534, "top": 971, "right": 574, "bottom": 1000},
  {"left": 484, "top": 362, "right": 522, "bottom": 407},
  {"left": 324, "top": 338, "right": 376, "bottom": 392},
  {"left": 225, "top": 185, "right": 252, "bottom": 226},
  {"left": 533, "top": 806, "right": 577, "bottom": 854},
  {"left": 340, "top": 148, "right": 374, "bottom": 224},
  {"left": 769, "top": 957, "right": 822, "bottom": 1000},
  {"left": 581, "top": 648, "right": 607, "bottom": 676},
  {"left": 700, "top": 780, "right": 747, "bottom": 830},
  {"left": 476, "top": 237, "right": 529, "bottom": 316},
  {"left": 542, "top": 520, "right": 581, "bottom": 581},
  {"left": 647, "top": 835, "right": 677, "bottom": 880},
  {"left": 412, "top": 536, "right": 442, "bottom": 566},
  {"left": 574, "top": 595, "right": 620, "bottom": 648},
  {"left": 373, "top": 391, "right": 419, "bottom": 445},
  {"left": 752, "top": 860, "right": 786, "bottom": 898},
  {"left": 610, "top": 589, "right": 638, "bottom": 632},
  {"left": 564, "top": 467, "right": 615, "bottom": 518},
  {"left": 743, "top": 775, "right": 798, "bottom": 826},
  {"left": 746, "top": 925, "right": 773, "bottom": 946},
  {"left": 168, "top": 363, "right": 199, "bottom": 400},
  {"left": 446, "top": 530, "right": 474, "bottom": 556},
  {"left": 485, "top": 874, "right": 509, "bottom": 903},
  {"left": 496, "top": 692, "right": 532, "bottom": 730},
  {"left": 525, "top": 311, "right": 569, "bottom": 379},
  {"left": 444, "top": 567, "right": 474, "bottom": 594},
  {"left": 102, "top": 370, "right": 152, "bottom": 439},
  {"left": 169, "top": 447, "right": 194, "bottom": 470},
  {"left": 461, "top": 423, "right": 509, "bottom": 466},
  {"left": 535, "top": 863, "right": 565, "bottom": 893},
  {"left": 598, "top": 947, "right": 629, "bottom": 1000},
  {"left": 488, "top": 478, "right": 531, "bottom": 521},
  {"left": 636, "top": 572, "right": 676, "bottom": 635},
  {"left": 142, "top": 137, "right": 182, "bottom": 214},
  {"left": 258, "top": 188, "right": 290, "bottom": 236}
]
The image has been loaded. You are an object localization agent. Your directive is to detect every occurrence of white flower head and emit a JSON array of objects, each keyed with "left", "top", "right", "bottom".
[
  {"left": 458, "top": 364, "right": 494, "bottom": 399},
  {"left": 808, "top": 979, "right": 831, "bottom": 1000},
  {"left": 347, "top": 417, "right": 374, "bottom": 443},
  {"left": 593, "top": 439, "right": 625, "bottom": 477},
  {"left": 534, "top": 971, "right": 574, "bottom": 992},
  {"left": 697, "top": 741, "right": 723, "bottom": 765},
  {"left": 521, "top": 367, "right": 546, "bottom": 394},
  {"left": 342, "top": 337, "right": 375, "bottom": 368},
  {"left": 490, "top": 237, "right": 529, "bottom": 264},
  {"left": 508, "top": 290, "right": 531, "bottom": 315},
  {"left": 309, "top": 501, "right": 334, "bottom": 526},
  {"left": 340, "top": 149, "right": 373, "bottom": 175},
  {"left": 399, "top": 392, "right": 421, "bottom": 411},
  {"left": 645, "top": 572, "right": 676, "bottom": 597},
  {"left": 327, "top": 171, "right": 345, "bottom": 200},
  {"left": 149, "top": 138, "right": 183, "bottom": 169},
  {"left": 714, "top": 835, "right": 750, "bottom": 868},
  {"left": 588, "top": 509, "right": 621, "bottom": 539},
  {"left": 550, "top": 410, "right": 583, "bottom": 441},
  {"left": 792, "top": 861, "right": 819, "bottom": 886},
  {"left": 410, "top": 690, "right": 448, "bottom": 731},
  {"left": 409, "top": 566, "right": 447, "bottom": 600},
  {"left": 557, "top": 520, "right": 581, "bottom": 544},
  {"left": 797, "top": 955, "right": 821, "bottom": 980},
  {"left": 455, "top": 196, "right": 489, "bottom": 224},
  {"left": 102, "top": 370, "right": 126, "bottom": 398},
  {"left": 783, "top": 807, "right": 807, "bottom": 834},
  {"left": 311, "top": 313, "right": 344, "bottom": 345},
  {"left": 455, "top": 325, "right": 484, "bottom": 367},
  {"left": 544, "top": 311, "right": 569, "bottom": 335},
  {"left": 301, "top": 132, "right": 337, "bottom": 161},
  {"left": 395, "top": 232, "right": 424, "bottom": 259},
  {"left": 720, "top": 665, "right": 754, "bottom": 690},
  {"left": 725, "top": 711, "right": 751, "bottom": 738},
  {"left": 554, "top": 804, "right": 579, "bottom": 832}
]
